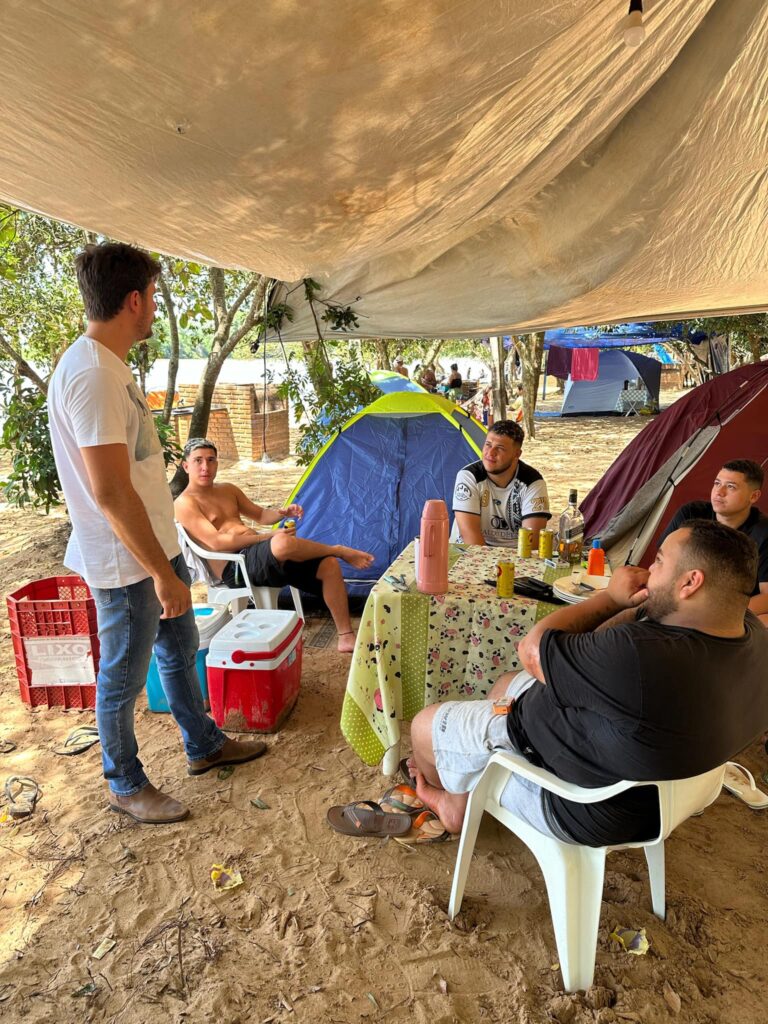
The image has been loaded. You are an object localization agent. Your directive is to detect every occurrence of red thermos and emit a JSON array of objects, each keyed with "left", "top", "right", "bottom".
[{"left": 417, "top": 499, "right": 449, "bottom": 594}]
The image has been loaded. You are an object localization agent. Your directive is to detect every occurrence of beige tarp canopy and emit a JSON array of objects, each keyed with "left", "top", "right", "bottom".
[{"left": 1, "top": 1, "right": 766, "bottom": 339}]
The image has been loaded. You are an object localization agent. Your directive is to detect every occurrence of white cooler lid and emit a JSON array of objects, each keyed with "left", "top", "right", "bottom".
[
  {"left": 207, "top": 609, "right": 301, "bottom": 657},
  {"left": 194, "top": 603, "right": 231, "bottom": 645}
]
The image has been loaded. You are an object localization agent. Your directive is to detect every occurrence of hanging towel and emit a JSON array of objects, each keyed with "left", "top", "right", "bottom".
[
  {"left": 571, "top": 347, "right": 599, "bottom": 381},
  {"left": 546, "top": 345, "right": 572, "bottom": 380}
]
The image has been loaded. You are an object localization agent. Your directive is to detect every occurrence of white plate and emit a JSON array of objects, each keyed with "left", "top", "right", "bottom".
[{"left": 552, "top": 574, "right": 610, "bottom": 604}]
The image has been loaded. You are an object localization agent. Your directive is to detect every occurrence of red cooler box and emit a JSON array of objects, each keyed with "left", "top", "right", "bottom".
[{"left": 206, "top": 610, "right": 303, "bottom": 732}]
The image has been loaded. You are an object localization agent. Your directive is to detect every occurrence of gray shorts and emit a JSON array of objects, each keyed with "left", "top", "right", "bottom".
[{"left": 432, "top": 672, "right": 570, "bottom": 841}]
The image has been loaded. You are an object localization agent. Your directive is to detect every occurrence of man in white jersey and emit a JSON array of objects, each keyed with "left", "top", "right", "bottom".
[
  {"left": 452, "top": 420, "right": 551, "bottom": 547},
  {"left": 47, "top": 243, "right": 265, "bottom": 824}
]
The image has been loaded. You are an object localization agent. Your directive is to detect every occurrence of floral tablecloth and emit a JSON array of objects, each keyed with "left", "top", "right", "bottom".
[{"left": 341, "top": 543, "right": 572, "bottom": 766}]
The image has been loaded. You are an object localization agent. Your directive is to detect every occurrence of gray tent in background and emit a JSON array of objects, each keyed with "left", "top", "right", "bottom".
[{"left": 561, "top": 350, "right": 661, "bottom": 416}]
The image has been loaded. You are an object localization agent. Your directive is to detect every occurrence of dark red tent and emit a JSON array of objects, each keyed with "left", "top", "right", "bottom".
[{"left": 583, "top": 363, "right": 768, "bottom": 567}]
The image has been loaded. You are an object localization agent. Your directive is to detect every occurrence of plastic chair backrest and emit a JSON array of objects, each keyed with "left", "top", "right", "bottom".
[{"left": 656, "top": 765, "right": 726, "bottom": 839}]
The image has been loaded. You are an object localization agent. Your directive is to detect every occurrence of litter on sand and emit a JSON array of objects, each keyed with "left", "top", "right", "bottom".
[
  {"left": 610, "top": 926, "right": 650, "bottom": 955},
  {"left": 250, "top": 796, "right": 270, "bottom": 810},
  {"left": 91, "top": 937, "right": 116, "bottom": 960},
  {"left": 211, "top": 864, "right": 243, "bottom": 890}
]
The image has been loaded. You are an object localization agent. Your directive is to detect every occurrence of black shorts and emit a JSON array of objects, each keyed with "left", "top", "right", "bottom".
[{"left": 222, "top": 540, "right": 324, "bottom": 596}]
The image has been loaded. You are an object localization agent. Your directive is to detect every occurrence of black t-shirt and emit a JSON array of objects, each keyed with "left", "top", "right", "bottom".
[
  {"left": 660, "top": 501, "right": 768, "bottom": 595},
  {"left": 506, "top": 614, "right": 768, "bottom": 846}
]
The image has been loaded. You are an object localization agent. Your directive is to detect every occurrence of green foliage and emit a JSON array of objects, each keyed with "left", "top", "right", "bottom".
[
  {"left": 277, "top": 343, "right": 378, "bottom": 464},
  {"left": 0, "top": 383, "right": 61, "bottom": 512},
  {"left": 302, "top": 278, "right": 360, "bottom": 333},
  {"left": 153, "top": 415, "right": 184, "bottom": 468},
  {"left": 0, "top": 205, "right": 86, "bottom": 378}
]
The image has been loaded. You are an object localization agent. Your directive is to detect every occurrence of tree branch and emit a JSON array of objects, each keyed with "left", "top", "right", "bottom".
[
  {"left": 220, "top": 276, "right": 269, "bottom": 360},
  {"left": 0, "top": 329, "right": 48, "bottom": 395},
  {"left": 157, "top": 272, "right": 180, "bottom": 423}
]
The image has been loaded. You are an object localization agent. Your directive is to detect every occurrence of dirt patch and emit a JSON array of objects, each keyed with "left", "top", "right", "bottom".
[{"left": 1, "top": 401, "right": 766, "bottom": 1023}]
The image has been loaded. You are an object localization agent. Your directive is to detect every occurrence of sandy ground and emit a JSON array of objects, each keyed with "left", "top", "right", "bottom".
[{"left": 1, "top": 401, "right": 767, "bottom": 1024}]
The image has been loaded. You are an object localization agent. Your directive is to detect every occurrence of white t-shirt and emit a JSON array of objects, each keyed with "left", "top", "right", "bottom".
[
  {"left": 47, "top": 336, "right": 179, "bottom": 588},
  {"left": 451, "top": 458, "right": 550, "bottom": 547}
]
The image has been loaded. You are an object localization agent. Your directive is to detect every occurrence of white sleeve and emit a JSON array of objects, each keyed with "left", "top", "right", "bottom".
[
  {"left": 65, "top": 368, "right": 131, "bottom": 448},
  {"left": 520, "top": 477, "right": 551, "bottom": 520},
  {"left": 452, "top": 468, "right": 481, "bottom": 515}
]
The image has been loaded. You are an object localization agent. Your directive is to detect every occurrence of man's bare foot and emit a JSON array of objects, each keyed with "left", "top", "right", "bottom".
[
  {"left": 337, "top": 547, "right": 375, "bottom": 570},
  {"left": 337, "top": 630, "right": 356, "bottom": 653},
  {"left": 413, "top": 767, "right": 468, "bottom": 834}
]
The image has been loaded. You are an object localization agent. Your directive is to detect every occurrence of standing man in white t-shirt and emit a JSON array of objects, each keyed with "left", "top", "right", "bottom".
[
  {"left": 47, "top": 243, "right": 266, "bottom": 824},
  {"left": 452, "top": 419, "right": 551, "bottom": 547}
]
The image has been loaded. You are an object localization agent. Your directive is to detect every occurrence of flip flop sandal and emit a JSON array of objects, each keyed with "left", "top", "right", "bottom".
[
  {"left": 53, "top": 726, "right": 100, "bottom": 757},
  {"left": 0, "top": 740, "right": 16, "bottom": 754},
  {"left": 723, "top": 762, "right": 768, "bottom": 810},
  {"left": 326, "top": 800, "right": 412, "bottom": 838},
  {"left": 379, "top": 783, "right": 425, "bottom": 818},
  {"left": 4, "top": 776, "right": 41, "bottom": 819},
  {"left": 401, "top": 809, "right": 455, "bottom": 845}
]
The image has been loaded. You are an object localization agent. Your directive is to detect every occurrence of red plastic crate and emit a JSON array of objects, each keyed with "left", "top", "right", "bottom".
[{"left": 6, "top": 576, "right": 99, "bottom": 710}]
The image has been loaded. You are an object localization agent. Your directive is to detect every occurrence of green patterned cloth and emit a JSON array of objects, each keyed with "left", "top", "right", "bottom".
[{"left": 341, "top": 543, "right": 572, "bottom": 766}]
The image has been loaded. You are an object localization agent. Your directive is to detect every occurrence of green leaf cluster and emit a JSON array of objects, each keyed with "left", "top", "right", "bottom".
[{"left": 0, "top": 383, "right": 61, "bottom": 512}]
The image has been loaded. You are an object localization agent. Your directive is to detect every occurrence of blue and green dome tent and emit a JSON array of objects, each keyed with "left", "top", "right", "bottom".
[
  {"left": 369, "top": 369, "right": 425, "bottom": 394},
  {"left": 286, "top": 392, "right": 486, "bottom": 595}
]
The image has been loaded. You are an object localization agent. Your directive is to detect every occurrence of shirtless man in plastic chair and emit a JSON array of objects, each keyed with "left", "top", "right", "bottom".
[{"left": 174, "top": 438, "right": 374, "bottom": 652}]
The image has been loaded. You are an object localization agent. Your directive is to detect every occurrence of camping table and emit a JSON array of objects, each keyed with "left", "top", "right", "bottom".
[
  {"left": 617, "top": 387, "right": 647, "bottom": 416},
  {"left": 341, "top": 542, "right": 572, "bottom": 774}
]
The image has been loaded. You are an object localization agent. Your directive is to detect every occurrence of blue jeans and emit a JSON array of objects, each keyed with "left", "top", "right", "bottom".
[{"left": 92, "top": 555, "right": 225, "bottom": 795}]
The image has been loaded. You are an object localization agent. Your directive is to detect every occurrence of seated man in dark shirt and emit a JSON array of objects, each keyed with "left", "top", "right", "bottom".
[
  {"left": 409, "top": 520, "right": 768, "bottom": 847},
  {"left": 659, "top": 459, "right": 768, "bottom": 624}
]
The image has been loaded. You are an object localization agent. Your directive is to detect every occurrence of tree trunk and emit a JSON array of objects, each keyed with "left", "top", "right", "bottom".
[
  {"left": 372, "top": 339, "right": 391, "bottom": 370},
  {"left": 168, "top": 358, "right": 223, "bottom": 496},
  {"left": 0, "top": 329, "right": 49, "bottom": 395},
  {"left": 158, "top": 273, "right": 180, "bottom": 423},
  {"left": 516, "top": 332, "right": 545, "bottom": 439},
  {"left": 168, "top": 271, "right": 268, "bottom": 496},
  {"left": 748, "top": 334, "right": 762, "bottom": 364},
  {"left": 488, "top": 336, "right": 507, "bottom": 421},
  {"left": 422, "top": 337, "right": 447, "bottom": 368}
]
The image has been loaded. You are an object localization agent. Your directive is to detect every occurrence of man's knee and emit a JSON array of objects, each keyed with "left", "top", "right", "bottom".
[
  {"left": 270, "top": 532, "right": 296, "bottom": 560},
  {"left": 411, "top": 704, "right": 438, "bottom": 759},
  {"left": 317, "top": 555, "right": 341, "bottom": 580}
]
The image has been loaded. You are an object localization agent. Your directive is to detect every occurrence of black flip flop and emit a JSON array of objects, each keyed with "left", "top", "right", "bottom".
[
  {"left": 53, "top": 726, "right": 100, "bottom": 757},
  {"left": 0, "top": 740, "right": 16, "bottom": 754},
  {"left": 326, "top": 800, "right": 412, "bottom": 838}
]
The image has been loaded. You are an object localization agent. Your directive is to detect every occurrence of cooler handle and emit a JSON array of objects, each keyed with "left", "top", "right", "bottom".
[{"left": 231, "top": 619, "right": 303, "bottom": 664}]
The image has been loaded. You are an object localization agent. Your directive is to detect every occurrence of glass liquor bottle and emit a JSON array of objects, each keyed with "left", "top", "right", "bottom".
[{"left": 557, "top": 488, "right": 584, "bottom": 565}]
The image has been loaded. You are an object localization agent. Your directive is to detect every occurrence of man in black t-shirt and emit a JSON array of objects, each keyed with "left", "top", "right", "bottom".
[
  {"left": 658, "top": 459, "right": 768, "bottom": 625},
  {"left": 409, "top": 520, "right": 768, "bottom": 847}
]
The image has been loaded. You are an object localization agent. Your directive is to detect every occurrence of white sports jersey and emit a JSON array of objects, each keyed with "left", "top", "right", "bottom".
[{"left": 452, "top": 459, "right": 550, "bottom": 547}]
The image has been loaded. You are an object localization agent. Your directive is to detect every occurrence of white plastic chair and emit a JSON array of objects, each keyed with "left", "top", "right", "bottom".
[
  {"left": 176, "top": 523, "right": 303, "bottom": 619},
  {"left": 448, "top": 750, "right": 726, "bottom": 992}
]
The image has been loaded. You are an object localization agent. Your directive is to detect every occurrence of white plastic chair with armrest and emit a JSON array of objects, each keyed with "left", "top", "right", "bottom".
[
  {"left": 448, "top": 750, "right": 726, "bottom": 992},
  {"left": 176, "top": 523, "right": 304, "bottom": 619}
]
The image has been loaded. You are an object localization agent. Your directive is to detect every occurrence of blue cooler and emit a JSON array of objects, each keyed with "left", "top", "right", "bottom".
[{"left": 146, "top": 604, "right": 230, "bottom": 713}]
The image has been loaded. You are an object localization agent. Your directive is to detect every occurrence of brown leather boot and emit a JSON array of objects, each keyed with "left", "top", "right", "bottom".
[
  {"left": 187, "top": 736, "right": 267, "bottom": 776},
  {"left": 108, "top": 782, "right": 189, "bottom": 824}
]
